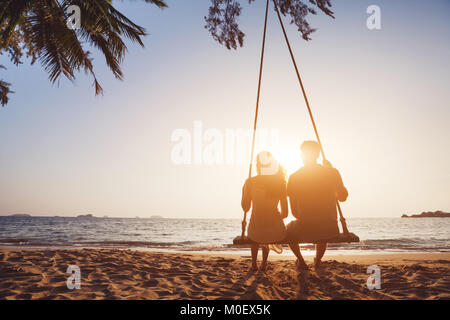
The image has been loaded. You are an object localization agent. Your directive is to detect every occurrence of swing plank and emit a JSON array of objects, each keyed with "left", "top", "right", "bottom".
[{"left": 233, "top": 232, "right": 360, "bottom": 245}]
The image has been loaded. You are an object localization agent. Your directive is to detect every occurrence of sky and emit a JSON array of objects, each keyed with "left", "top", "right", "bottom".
[{"left": 0, "top": 0, "right": 449, "bottom": 219}]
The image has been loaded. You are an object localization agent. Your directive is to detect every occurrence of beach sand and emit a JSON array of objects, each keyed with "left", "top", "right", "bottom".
[{"left": 0, "top": 249, "right": 449, "bottom": 300}]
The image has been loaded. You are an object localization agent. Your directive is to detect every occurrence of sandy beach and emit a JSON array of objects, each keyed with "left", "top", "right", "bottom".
[{"left": 0, "top": 249, "right": 448, "bottom": 300}]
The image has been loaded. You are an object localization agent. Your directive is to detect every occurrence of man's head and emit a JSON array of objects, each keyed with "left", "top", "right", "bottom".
[{"left": 300, "top": 140, "right": 321, "bottom": 165}]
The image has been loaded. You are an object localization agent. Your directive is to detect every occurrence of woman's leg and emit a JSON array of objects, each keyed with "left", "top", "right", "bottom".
[
  {"left": 251, "top": 244, "right": 259, "bottom": 271},
  {"left": 260, "top": 245, "right": 269, "bottom": 271}
]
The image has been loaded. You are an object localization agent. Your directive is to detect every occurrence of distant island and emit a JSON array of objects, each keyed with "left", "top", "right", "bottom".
[
  {"left": 76, "top": 214, "right": 95, "bottom": 218},
  {"left": 402, "top": 211, "right": 450, "bottom": 218},
  {"left": 9, "top": 213, "right": 31, "bottom": 217},
  {"left": 150, "top": 215, "right": 164, "bottom": 219}
]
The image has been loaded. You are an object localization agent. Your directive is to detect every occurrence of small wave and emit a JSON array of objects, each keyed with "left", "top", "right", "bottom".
[{"left": 0, "top": 237, "right": 449, "bottom": 252}]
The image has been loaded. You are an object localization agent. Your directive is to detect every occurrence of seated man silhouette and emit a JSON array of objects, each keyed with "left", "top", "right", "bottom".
[{"left": 286, "top": 141, "right": 348, "bottom": 270}]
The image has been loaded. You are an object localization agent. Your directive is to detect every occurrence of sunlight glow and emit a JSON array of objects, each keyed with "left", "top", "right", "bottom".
[{"left": 272, "top": 148, "right": 303, "bottom": 175}]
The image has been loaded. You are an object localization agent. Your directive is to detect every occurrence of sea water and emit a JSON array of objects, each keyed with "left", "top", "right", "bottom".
[{"left": 0, "top": 216, "right": 448, "bottom": 255}]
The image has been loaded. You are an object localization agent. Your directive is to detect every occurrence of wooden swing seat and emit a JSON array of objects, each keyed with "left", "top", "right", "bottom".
[{"left": 233, "top": 232, "right": 360, "bottom": 245}]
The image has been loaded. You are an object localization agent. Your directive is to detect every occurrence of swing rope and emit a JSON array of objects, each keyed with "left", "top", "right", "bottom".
[
  {"left": 241, "top": 0, "right": 350, "bottom": 239},
  {"left": 242, "top": 0, "right": 270, "bottom": 238},
  {"left": 273, "top": 0, "right": 349, "bottom": 235}
]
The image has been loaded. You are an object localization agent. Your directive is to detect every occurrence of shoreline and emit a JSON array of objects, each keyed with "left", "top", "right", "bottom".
[
  {"left": 1, "top": 249, "right": 449, "bottom": 300},
  {"left": 0, "top": 245, "right": 448, "bottom": 256}
]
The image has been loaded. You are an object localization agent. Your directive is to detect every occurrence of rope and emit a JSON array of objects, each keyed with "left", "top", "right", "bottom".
[
  {"left": 272, "top": 0, "right": 349, "bottom": 234},
  {"left": 242, "top": 0, "right": 270, "bottom": 238},
  {"left": 241, "top": 0, "right": 350, "bottom": 237}
]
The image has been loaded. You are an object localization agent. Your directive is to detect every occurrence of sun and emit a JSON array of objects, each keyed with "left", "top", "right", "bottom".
[{"left": 272, "top": 148, "right": 303, "bottom": 175}]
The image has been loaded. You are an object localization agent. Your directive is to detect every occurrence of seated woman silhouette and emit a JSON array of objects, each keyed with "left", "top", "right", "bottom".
[{"left": 241, "top": 151, "right": 288, "bottom": 271}]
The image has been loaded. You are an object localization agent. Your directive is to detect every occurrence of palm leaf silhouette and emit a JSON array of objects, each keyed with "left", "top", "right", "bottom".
[{"left": 0, "top": 0, "right": 167, "bottom": 105}]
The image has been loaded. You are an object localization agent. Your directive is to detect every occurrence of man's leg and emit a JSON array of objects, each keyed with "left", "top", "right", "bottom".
[
  {"left": 288, "top": 243, "right": 308, "bottom": 270},
  {"left": 314, "top": 243, "right": 327, "bottom": 267},
  {"left": 251, "top": 244, "right": 259, "bottom": 271}
]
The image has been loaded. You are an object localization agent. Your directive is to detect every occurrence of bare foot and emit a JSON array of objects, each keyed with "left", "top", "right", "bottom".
[
  {"left": 251, "top": 264, "right": 258, "bottom": 272},
  {"left": 260, "top": 261, "right": 267, "bottom": 272}
]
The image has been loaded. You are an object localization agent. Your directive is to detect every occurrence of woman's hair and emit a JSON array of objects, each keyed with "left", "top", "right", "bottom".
[
  {"left": 256, "top": 151, "right": 286, "bottom": 178},
  {"left": 255, "top": 151, "right": 287, "bottom": 198}
]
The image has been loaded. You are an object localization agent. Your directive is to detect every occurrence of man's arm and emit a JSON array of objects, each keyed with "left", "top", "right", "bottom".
[
  {"left": 280, "top": 197, "right": 289, "bottom": 219},
  {"left": 323, "top": 160, "right": 348, "bottom": 202},
  {"left": 334, "top": 169, "right": 348, "bottom": 202}
]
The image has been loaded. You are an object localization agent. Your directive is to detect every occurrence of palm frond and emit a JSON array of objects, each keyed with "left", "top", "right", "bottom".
[
  {"left": 0, "top": 0, "right": 168, "bottom": 104},
  {"left": 115, "top": 0, "right": 168, "bottom": 9},
  {"left": 0, "top": 65, "right": 13, "bottom": 106}
]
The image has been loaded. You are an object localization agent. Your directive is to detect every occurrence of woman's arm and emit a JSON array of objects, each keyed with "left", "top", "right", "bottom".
[{"left": 241, "top": 179, "right": 252, "bottom": 213}]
